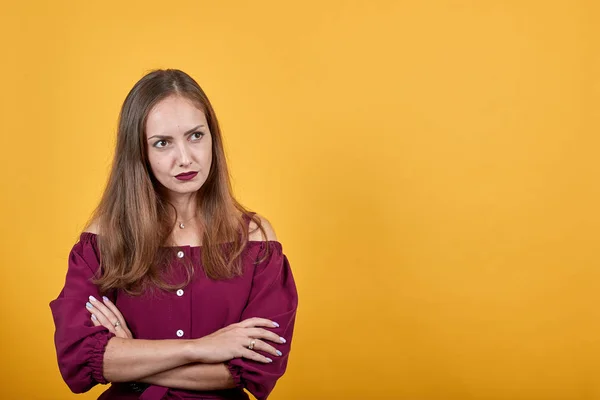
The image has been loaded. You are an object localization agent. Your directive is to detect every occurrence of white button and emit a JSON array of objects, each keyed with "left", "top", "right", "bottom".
[
  {"left": 176, "top": 330, "right": 184, "bottom": 337},
  {"left": 176, "top": 289, "right": 184, "bottom": 297},
  {"left": 177, "top": 251, "right": 184, "bottom": 258}
]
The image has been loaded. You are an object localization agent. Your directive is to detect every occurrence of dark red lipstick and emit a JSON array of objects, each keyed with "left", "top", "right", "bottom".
[{"left": 175, "top": 171, "right": 198, "bottom": 181}]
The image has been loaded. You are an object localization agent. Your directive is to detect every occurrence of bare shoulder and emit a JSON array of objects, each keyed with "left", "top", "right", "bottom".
[
  {"left": 84, "top": 219, "right": 100, "bottom": 234},
  {"left": 248, "top": 213, "right": 278, "bottom": 242}
]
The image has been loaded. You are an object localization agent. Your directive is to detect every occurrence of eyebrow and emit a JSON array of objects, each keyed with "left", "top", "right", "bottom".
[{"left": 147, "top": 125, "right": 205, "bottom": 140}]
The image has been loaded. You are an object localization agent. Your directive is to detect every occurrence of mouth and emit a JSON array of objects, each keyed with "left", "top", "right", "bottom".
[{"left": 175, "top": 171, "right": 198, "bottom": 181}]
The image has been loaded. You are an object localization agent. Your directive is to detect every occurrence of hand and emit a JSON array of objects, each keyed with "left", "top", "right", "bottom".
[
  {"left": 85, "top": 295, "right": 133, "bottom": 339},
  {"left": 192, "top": 317, "right": 286, "bottom": 364}
]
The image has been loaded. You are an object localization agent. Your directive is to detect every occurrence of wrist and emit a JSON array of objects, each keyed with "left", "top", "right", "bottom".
[{"left": 182, "top": 338, "right": 206, "bottom": 363}]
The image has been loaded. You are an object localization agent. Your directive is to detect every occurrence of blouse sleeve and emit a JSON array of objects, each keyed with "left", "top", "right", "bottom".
[
  {"left": 49, "top": 234, "right": 116, "bottom": 393},
  {"left": 226, "top": 242, "right": 299, "bottom": 400}
]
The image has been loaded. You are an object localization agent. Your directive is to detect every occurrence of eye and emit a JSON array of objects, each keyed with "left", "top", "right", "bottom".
[
  {"left": 190, "top": 132, "right": 204, "bottom": 141},
  {"left": 153, "top": 140, "right": 169, "bottom": 148}
]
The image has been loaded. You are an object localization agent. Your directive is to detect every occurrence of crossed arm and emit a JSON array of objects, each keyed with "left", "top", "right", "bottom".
[{"left": 86, "top": 295, "right": 284, "bottom": 391}]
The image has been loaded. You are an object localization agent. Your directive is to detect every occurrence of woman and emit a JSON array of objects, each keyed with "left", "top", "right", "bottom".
[{"left": 49, "top": 69, "right": 298, "bottom": 400}]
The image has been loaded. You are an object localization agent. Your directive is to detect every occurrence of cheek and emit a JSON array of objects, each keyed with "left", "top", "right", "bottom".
[
  {"left": 202, "top": 147, "right": 213, "bottom": 163},
  {"left": 147, "top": 153, "right": 166, "bottom": 175},
  {"left": 201, "top": 139, "right": 213, "bottom": 165}
]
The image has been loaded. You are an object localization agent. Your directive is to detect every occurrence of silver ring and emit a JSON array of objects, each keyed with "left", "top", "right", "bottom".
[
  {"left": 114, "top": 321, "right": 121, "bottom": 328},
  {"left": 248, "top": 339, "right": 256, "bottom": 350}
]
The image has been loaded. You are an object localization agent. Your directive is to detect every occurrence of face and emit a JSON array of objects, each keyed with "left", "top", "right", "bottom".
[{"left": 145, "top": 95, "right": 213, "bottom": 197}]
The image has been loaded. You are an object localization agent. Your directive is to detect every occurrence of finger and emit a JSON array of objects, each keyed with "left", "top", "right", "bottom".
[
  {"left": 120, "top": 327, "right": 133, "bottom": 339},
  {"left": 101, "top": 296, "right": 130, "bottom": 330},
  {"left": 91, "top": 309, "right": 128, "bottom": 338},
  {"left": 113, "top": 326, "right": 130, "bottom": 339},
  {"left": 239, "top": 317, "right": 279, "bottom": 329},
  {"left": 85, "top": 302, "right": 108, "bottom": 327},
  {"left": 249, "top": 339, "right": 283, "bottom": 358},
  {"left": 91, "top": 314, "right": 101, "bottom": 327},
  {"left": 86, "top": 302, "right": 129, "bottom": 338},
  {"left": 246, "top": 328, "right": 286, "bottom": 344},
  {"left": 87, "top": 302, "right": 116, "bottom": 334},
  {"left": 88, "top": 296, "right": 120, "bottom": 328},
  {"left": 241, "top": 348, "right": 273, "bottom": 364}
]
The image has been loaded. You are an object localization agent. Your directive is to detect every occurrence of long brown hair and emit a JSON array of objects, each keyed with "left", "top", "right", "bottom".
[{"left": 89, "top": 69, "right": 267, "bottom": 295}]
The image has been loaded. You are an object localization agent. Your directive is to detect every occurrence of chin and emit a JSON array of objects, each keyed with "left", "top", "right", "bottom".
[{"left": 163, "top": 181, "right": 205, "bottom": 195}]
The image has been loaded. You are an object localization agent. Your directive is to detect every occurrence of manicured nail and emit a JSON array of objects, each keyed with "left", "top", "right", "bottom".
[
  {"left": 102, "top": 296, "right": 109, "bottom": 303},
  {"left": 276, "top": 350, "right": 282, "bottom": 356},
  {"left": 89, "top": 295, "right": 97, "bottom": 302},
  {"left": 86, "top": 302, "right": 93, "bottom": 309},
  {"left": 279, "top": 337, "right": 286, "bottom": 344},
  {"left": 91, "top": 314, "right": 97, "bottom": 321},
  {"left": 272, "top": 322, "right": 280, "bottom": 328},
  {"left": 265, "top": 357, "right": 273, "bottom": 363}
]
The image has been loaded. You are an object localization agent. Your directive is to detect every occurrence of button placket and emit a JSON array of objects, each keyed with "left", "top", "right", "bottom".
[{"left": 173, "top": 248, "right": 190, "bottom": 339}]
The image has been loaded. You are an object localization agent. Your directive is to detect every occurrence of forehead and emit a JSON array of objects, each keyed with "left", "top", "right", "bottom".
[{"left": 145, "top": 95, "right": 208, "bottom": 136}]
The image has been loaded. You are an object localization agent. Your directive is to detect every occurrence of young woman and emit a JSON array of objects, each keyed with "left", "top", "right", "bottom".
[{"left": 50, "top": 69, "right": 298, "bottom": 400}]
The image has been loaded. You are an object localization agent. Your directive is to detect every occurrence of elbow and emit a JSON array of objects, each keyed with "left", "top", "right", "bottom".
[
  {"left": 246, "top": 370, "right": 287, "bottom": 400},
  {"left": 55, "top": 329, "right": 115, "bottom": 393},
  {"left": 57, "top": 354, "right": 107, "bottom": 394},
  {"left": 67, "top": 382, "right": 93, "bottom": 395},
  {"left": 60, "top": 369, "right": 96, "bottom": 394},
  {"left": 227, "top": 352, "right": 290, "bottom": 399},
  {"left": 226, "top": 366, "right": 281, "bottom": 400},
  {"left": 246, "top": 381, "right": 278, "bottom": 400}
]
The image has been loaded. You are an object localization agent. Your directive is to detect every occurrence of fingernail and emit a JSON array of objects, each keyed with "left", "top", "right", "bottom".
[
  {"left": 102, "top": 296, "right": 109, "bottom": 302},
  {"left": 266, "top": 357, "right": 273, "bottom": 363},
  {"left": 276, "top": 350, "right": 282, "bottom": 356},
  {"left": 279, "top": 337, "right": 286, "bottom": 344},
  {"left": 86, "top": 302, "right": 93, "bottom": 309},
  {"left": 272, "top": 322, "right": 280, "bottom": 328},
  {"left": 89, "top": 295, "right": 97, "bottom": 302},
  {"left": 91, "top": 314, "right": 97, "bottom": 321}
]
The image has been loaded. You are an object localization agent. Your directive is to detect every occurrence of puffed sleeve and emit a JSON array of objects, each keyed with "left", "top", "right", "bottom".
[
  {"left": 49, "top": 233, "right": 116, "bottom": 393},
  {"left": 226, "top": 242, "right": 299, "bottom": 400}
]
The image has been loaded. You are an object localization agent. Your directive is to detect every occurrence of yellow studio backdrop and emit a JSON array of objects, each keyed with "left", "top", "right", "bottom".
[{"left": 0, "top": 1, "right": 599, "bottom": 399}]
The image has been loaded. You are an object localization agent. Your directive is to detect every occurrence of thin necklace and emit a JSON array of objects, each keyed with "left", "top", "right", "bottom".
[{"left": 178, "top": 215, "right": 197, "bottom": 229}]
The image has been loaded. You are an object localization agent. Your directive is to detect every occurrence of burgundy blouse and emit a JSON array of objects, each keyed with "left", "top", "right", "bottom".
[{"left": 49, "top": 224, "right": 298, "bottom": 400}]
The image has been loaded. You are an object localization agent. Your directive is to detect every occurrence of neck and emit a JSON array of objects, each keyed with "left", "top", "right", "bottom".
[{"left": 167, "top": 192, "right": 198, "bottom": 221}]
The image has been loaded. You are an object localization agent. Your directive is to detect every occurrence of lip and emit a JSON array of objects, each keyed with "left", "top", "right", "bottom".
[{"left": 175, "top": 171, "right": 198, "bottom": 181}]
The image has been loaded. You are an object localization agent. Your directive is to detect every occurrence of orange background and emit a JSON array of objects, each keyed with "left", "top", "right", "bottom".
[{"left": 0, "top": 1, "right": 599, "bottom": 399}]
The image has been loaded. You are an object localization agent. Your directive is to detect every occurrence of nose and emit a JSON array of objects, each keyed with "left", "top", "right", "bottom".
[{"left": 177, "top": 143, "right": 192, "bottom": 168}]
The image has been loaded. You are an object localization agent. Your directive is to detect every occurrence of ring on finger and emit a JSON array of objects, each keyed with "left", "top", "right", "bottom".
[
  {"left": 248, "top": 339, "right": 256, "bottom": 350},
  {"left": 114, "top": 321, "right": 121, "bottom": 328}
]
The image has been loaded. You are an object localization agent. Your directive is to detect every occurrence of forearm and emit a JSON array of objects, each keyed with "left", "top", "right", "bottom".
[
  {"left": 103, "top": 337, "right": 194, "bottom": 382},
  {"left": 138, "top": 363, "right": 237, "bottom": 391}
]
